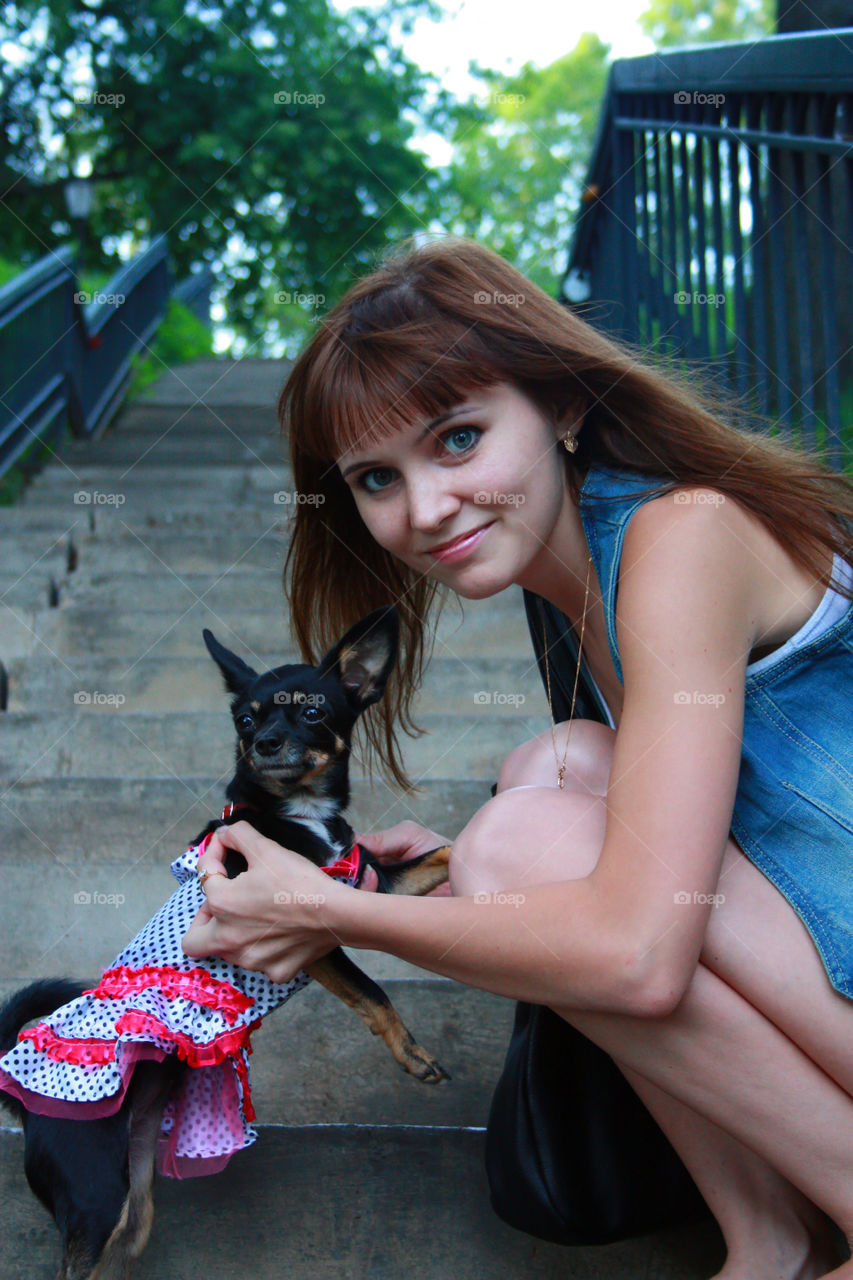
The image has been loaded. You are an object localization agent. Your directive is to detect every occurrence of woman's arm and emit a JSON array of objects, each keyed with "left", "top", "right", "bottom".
[
  {"left": 338, "top": 498, "right": 756, "bottom": 1006},
  {"left": 184, "top": 822, "right": 643, "bottom": 1012},
  {"left": 327, "top": 874, "right": 644, "bottom": 1012},
  {"left": 185, "top": 494, "right": 757, "bottom": 1020}
]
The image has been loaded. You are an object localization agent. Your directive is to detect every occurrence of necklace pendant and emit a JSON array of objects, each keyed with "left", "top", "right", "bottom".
[{"left": 557, "top": 765, "right": 566, "bottom": 790}]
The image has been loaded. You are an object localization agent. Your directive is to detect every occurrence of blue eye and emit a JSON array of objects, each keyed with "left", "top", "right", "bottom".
[
  {"left": 358, "top": 467, "right": 396, "bottom": 494},
  {"left": 350, "top": 424, "right": 479, "bottom": 494},
  {"left": 441, "top": 426, "right": 480, "bottom": 455}
]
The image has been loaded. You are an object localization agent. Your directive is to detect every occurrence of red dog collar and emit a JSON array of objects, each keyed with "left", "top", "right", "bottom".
[
  {"left": 204, "top": 806, "right": 362, "bottom": 884},
  {"left": 320, "top": 843, "right": 361, "bottom": 881}
]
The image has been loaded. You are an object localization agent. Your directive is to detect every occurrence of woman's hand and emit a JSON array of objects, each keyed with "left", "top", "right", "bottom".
[
  {"left": 181, "top": 821, "right": 349, "bottom": 984},
  {"left": 355, "top": 820, "right": 453, "bottom": 897}
]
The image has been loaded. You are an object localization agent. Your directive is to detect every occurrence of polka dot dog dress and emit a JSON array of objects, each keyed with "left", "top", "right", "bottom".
[{"left": 0, "top": 825, "right": 362, "bottom": 1179}]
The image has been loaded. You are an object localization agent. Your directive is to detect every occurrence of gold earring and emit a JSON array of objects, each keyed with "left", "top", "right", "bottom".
[{"left": 561, "top": 431, "right": 578, "bottom": 454}]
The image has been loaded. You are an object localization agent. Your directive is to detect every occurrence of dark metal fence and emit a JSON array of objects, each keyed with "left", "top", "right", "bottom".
[
  {"left": 563, "top": 29, "right": 853, "bottom": 470},
  {"left": 0, "top": 236, "right": 169, "bottom": 481}
]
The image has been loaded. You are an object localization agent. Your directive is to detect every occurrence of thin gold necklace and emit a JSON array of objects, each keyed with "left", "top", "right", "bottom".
[{"left": 538, "top": 552, "right": 593, "bottom": 789}]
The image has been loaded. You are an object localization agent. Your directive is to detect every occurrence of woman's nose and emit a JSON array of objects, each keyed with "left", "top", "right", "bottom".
[{"left": 406, "top": 474, "right": 461, "bottom": 532}]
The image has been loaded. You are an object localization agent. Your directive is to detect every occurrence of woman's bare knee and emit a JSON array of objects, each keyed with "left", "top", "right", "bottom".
[
  {"left": 449, "top": 785, "right": 608, "bottom": 898},
  {"left": 700, "top": 837, "right": 853, "bottom": 1097},
  {"left": 496, "top": 719, "right": 616, "bottom": 795}
]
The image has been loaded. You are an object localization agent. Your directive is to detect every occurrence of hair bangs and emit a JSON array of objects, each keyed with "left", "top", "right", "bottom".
[{"left": 301, "top": 315, "right": 504, "bottom": 466}]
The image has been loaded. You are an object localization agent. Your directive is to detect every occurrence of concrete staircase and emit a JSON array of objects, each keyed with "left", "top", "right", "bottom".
[{"left": 0, "top": 359, "right": 720, "bottom": 1277}]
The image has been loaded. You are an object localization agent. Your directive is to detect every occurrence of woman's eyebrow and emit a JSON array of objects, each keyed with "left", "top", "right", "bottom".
[{"left": 339, "top": 404, "right": 481, "bottom": 478}]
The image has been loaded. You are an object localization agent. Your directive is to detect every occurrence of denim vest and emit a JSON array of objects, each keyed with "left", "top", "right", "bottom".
[{"left": 522, "top": 462, "right": 853, "bottom": 1002}]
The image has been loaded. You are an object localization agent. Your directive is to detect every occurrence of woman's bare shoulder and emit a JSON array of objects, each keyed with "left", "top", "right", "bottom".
[
  {"left": 623, "top": 482, "right": 758, "bottom": 577},
  {"left": 624, "top": 485, "right": 830, "bottom": 659}
]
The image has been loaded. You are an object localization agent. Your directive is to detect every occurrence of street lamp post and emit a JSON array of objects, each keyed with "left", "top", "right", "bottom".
[{"left": 63, "top": 178, "right": 94, "bottom": 278}]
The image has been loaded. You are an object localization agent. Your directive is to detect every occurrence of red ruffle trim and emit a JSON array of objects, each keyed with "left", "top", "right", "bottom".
[
  {"left": 84, "top": 965, "right": 254, "bottom": 1024},
  {"left": 19, "top": 1024, "right": 116, "bottom": 1064},
  {"left": 18, "top": 1011, "right": 263, "bottom": 1121},
  {"left": 114, "top": 1010, "right": 261, "bottom": 1069},
  {"left": 114, "top": 1011, "right": 260, "bottom": 1121}
]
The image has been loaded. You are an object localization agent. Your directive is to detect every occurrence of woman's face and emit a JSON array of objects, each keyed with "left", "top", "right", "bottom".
[{"left": 336, "top": 381, "right": 573, "bottom": 599}]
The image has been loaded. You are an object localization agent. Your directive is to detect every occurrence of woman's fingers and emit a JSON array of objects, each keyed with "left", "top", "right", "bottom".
[
  {"left": 359, "top": 865, "right": 380, "bottom": 892},
  {"left": 196, "top": 819, "right": 258, "bottom": 880},
  {"left": 355, "top": 820, "right": 450, "bottom": 865},
  {"left": 182, "top": 891, "right": 233, "bottom": 956},
  {"left": 182, "top": 822, "right": 348, "bottom": 979}
]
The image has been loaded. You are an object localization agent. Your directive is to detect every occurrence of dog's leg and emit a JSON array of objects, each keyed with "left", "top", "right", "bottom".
[
  {"left": 371, "top": 844, "right": 450, "bottom": 897},
  {"left": 22, "top": 1109, "right": 130, "bottom": 1280},
  {"left": 85, "top": 1060, "right": 180, "bottom": 1280},
  {"left": 306, "top": 949, "right": 450, "bottom": 1084}
]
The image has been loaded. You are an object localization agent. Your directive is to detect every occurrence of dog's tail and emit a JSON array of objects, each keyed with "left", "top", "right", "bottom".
[{"left": 0, "top": 979, "right": 87, "bottom": 1118}]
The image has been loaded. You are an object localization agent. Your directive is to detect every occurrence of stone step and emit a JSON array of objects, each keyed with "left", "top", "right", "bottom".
[
  {"left": 0, "top": 975, "right": 513, "bottom": 1125},
  {"left": 25, "top": 451, "right": 291, "bottom": 485},
  {"left": 66, "top": 527, "right": 292, "bottom": 576},
  {"left": 4, "top": 864, "right": 465, "bottom": 982},
  {"left": 49, "top": 568, "right": 528, "bottom": 623},
  {"left": 13, "top": 492, "right": 296, "bottom": 537},
  {"left": 4, "top": 653, "right": 546, "bottom": 716},
  {"left": 135, "top": 358, "right": 291, "bottom": 407},
  {"left": 0, "top": 571, "right": 70, "bottom": 609},
  {"left": 21, "top": 596, "right": 534, "bottom": 659},
  {"left": 22, "top": 464, "right": 292, "bottom": 507},
  {"left": 2, "top": 540, "right": 73, "bottom": 580},
  {"left": 0, "top": 1125, "right": 721, "bottom": 1279},
  {"left": 0, "top": 606, "right": 39, "bottom": 662},
  {"left": 0, "top": 508, "right": 97, "bottom": 539},
  {"left": 0, "top": 776, "right": 490, "bottom": 867},
  {"left": 53, "top": 429, "right": 288, "bottom": 467},
  {"left": 0, "top": 860, "right": 441, "bottom": 983},
  {"left": 64, "top": 401, "right": 283, "bottom": 437},
  {"left": 0, "top": 500, "right": 292, "bottom": 540},
  {"left": 1, "top": 709, "right": 545, "bottom": 780},
  {"left": 0, "top": 520, "right": 291, "bottom": 578},
  {"left": 239, "top": 980, "right": 515, "bottom": 1126}
]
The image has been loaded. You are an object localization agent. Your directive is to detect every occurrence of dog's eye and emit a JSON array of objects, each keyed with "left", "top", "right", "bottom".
[
  {"left": 301, "top": 706, "right": 324, "bottom": 722},
  {"left": 236, "top": 714, "right": 254, "bottom": 731}
]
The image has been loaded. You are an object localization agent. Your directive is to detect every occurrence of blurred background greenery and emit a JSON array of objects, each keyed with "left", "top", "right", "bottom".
[{"left": 0, "top": 0, "right": 774, "bottom": 359}]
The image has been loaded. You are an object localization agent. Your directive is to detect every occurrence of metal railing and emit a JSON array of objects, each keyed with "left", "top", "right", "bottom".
[
  {"left": 0, "top": 236, "right": 169, "bottom": 480},
  {"left": 563, "top": 29, "right": 853, "bottom": 469},
  {"left": 172, "top": 264, "right": 215, "bottom": 326}
]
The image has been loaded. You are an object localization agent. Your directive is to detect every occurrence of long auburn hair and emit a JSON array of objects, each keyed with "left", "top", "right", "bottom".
[{"left": 278, "top": 234, "right": 853, "bottom": 793}]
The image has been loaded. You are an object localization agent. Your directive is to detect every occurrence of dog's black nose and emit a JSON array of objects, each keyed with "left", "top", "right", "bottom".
[{"left": 254, "top": 735, "right": 282, "bottom": 757}]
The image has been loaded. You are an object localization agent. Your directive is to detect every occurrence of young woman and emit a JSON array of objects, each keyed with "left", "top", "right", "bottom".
[{"left": 183, "top": 236, "right": 853, "bottom": 1279}]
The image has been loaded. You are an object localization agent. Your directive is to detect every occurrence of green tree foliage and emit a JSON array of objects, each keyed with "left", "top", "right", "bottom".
[
  {"left": 0, "top": 0, "right": 451, "bottom": 351},
  {"left": 638, "top": 0, "right": 775, "bottom": 47},
  {"left": 434, "top": 33, "right": 610, "bottom": 297},
  {"left": 433, "top": 2, "right": 775, "bottom": 297},
  {"left": 128, "top": 298, "right": 215, "bottom": 397}
]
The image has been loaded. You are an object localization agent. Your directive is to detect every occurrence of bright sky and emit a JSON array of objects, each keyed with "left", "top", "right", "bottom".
[
  {"left": 328, "top": 0, "right": 655, "bottom": 167},
  {"left": 333, "top": 0, "right": 655, "bottom": 98}
]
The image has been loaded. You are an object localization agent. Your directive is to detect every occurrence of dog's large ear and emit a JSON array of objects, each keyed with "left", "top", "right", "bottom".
[
  {"left": 317, "top": 607, "right": 399, "bottom": 711},
  {"left": 202, "top": 629, "right": 259, "bottom": 696}
]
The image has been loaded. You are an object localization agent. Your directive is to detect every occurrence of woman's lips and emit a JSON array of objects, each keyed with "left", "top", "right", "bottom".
[{"left": 426, "top": 522, "right": 494, "bottom": 564}]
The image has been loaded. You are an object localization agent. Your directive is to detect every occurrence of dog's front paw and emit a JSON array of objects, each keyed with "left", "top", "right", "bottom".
[{"left": 398, "top": 1036, "right": 451, "bottom": 1085}]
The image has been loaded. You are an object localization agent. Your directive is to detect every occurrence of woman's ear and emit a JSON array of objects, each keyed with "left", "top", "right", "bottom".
[{"left": 554, "top": 394, "right": 589, "bottom": 447}]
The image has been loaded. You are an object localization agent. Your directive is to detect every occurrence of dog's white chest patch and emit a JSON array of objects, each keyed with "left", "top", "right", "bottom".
[{"left": 277, "top": 797, "right": 349, "bottom": 861}]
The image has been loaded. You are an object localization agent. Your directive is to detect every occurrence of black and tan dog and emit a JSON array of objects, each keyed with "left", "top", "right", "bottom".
[{"left": 0, "top": 606, "right": 450, "bottom": 1278}]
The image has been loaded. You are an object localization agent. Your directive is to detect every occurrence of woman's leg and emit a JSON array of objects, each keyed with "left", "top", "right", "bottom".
[
  {"left": 449, "top": 722, "right": 853, "bottom": 1277},
  {"left": 559, "top": 955, "right": 853, "bottom": 1278},
  {"left": 614, "top": 1063, "right": 844, "bottom": 1278}
]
